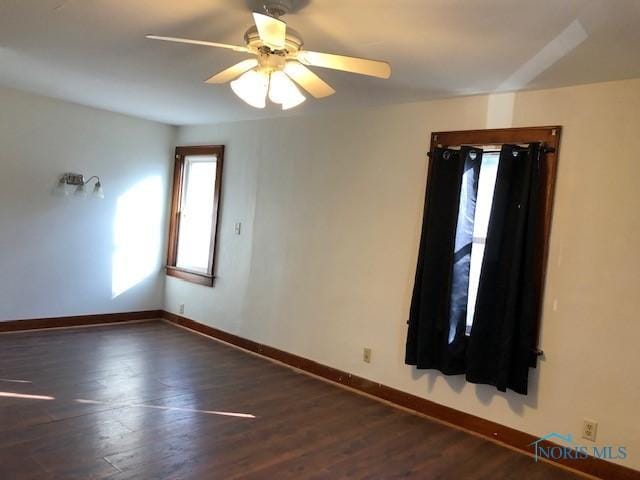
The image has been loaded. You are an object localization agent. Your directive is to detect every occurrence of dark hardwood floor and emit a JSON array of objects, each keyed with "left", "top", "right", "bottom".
[{"left": 0, "top": 321, "right": 583, "bottom": 479}]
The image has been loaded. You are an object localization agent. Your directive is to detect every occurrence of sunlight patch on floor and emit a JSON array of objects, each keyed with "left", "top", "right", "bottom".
[
  {"left": 0, "top": 379, "right": 32, "bottom": 384},
  {"left": 0, "top": 391, "right": 54, "bottom": 400},
  {"left": 74, "top": 398, "right": 257, "bottom": 418}
]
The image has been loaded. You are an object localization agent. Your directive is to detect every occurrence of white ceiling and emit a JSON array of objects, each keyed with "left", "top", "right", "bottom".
[{"left": 1, "top": 0, "right": 639, "bottom": 125}]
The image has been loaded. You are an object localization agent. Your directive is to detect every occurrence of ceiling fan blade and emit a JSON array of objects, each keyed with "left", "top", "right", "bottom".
[
  {"left": 252, "top": 12, "right": 286, "bottom": 50},
  {"left": 205, "top": 59, "right": 259, "bottom": 84},
  {"left": 146, "top": 35, "right": 250, "bottom": 53},
  {"left": 297, "top": 50, "right": 391, "bottom": 79},
  {"left": 284, "top": 62, "right": 335, "bottom": 98}
]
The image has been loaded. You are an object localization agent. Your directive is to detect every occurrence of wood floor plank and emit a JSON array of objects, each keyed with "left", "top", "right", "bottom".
[{"left": 0, "top": 321, "right": 586, "bottom": 479}]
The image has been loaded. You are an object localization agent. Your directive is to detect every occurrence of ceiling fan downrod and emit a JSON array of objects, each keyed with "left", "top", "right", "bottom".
[{"left": 262, "top": 0, "right": 294, "bottom": 18}]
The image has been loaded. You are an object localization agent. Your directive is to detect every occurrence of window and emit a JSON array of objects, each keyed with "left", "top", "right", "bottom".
[
  {"left": 431, "top": 127, "right": 561, "bottom": 341},
  {"left": 406, "top": 127, "right": 561, "bottom": 393},
  {"left": 166, "top": 146, "right": 224, "bottom": 286}
]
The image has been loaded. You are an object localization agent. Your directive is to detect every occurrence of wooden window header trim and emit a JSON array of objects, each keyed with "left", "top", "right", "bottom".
[
  {"left": 431, "top": 126, "right": 561, "bottom": 150},
  {"left": 174, "top": 145, "right": 225, "bottom": 157}
]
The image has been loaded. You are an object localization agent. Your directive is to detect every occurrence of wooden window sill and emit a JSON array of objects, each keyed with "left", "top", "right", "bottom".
[{"left": 165, "top": 266, "right": 214, "bottom": 287}]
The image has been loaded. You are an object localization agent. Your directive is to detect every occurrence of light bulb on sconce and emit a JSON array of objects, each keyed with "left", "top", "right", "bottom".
[{"left": 55, "top": 173, "right": 104, "bottom": 199}]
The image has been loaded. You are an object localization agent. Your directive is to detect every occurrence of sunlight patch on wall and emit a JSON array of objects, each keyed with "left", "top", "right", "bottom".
[
  {"left": 499, "top": 20, "right": 588, "bottom": 91},
  {"left": 112, "top": 176, "right": 163, "bottom": 298},
  {"left": 485, "top": 92, "right": 515, "bottom": 129}
]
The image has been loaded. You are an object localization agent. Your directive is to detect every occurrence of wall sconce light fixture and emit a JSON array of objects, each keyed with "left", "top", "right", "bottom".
[{"left": 55, "top": 173, "right": 104, "bottom": 199}]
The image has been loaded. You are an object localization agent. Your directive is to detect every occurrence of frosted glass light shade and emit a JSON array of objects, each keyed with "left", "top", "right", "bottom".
[
  {"left": 93, "top": 182, "right": 104, "bottom": 199},
  {"left": 74, "top": 184, "right": 87, "bottom": 197},
  {"left": 53, "top": 178, "right": 70, "bottom": 197},
  {"left": 268, "top": 71, "right": 305, "bottom": 110},
  {"left": 230, "top": 69, "right": 269, "bottom": 109}
]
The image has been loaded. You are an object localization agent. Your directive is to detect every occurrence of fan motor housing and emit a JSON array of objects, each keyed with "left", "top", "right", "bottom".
[
  {"left": 244, "top": 25, "right": 303, "bottom": 54},
  {"left": 257, "top": 50, "right": 286, "bottom": 71}
]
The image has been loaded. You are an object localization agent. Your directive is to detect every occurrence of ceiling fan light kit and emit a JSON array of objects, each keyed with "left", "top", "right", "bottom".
[
  {"left": 230, "top": 69, "right": 270, "bottom": 109},
  {"left": 269, "top": 70, "right": 306, "bottom": 109},
  {"left": 147, "top": 1, "right": 391, "bottom": 110}
]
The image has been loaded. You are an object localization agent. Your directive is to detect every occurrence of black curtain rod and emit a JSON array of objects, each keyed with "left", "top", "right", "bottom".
[{"left": 427, "top": 144, "right": 555, "bottom": 157}]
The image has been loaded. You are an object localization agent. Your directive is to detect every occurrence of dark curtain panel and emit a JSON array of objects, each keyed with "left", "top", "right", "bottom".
[
  {"left": 446, "top": 147, "right": 482, "bottom": 368},
  {"left": 466, "top": 143, "right": 542, "bottom": 394},
  {"left": 405, "top": 147, "right": 481, "bottom": 374}
]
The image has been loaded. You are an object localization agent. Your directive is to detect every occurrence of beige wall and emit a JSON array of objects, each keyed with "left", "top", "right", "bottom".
[
  {"left": 166, "top": 78, "right": 640, "bottom": 469},
  {"left": 0, "top": 86, "right": 175, "bottom": 320}
]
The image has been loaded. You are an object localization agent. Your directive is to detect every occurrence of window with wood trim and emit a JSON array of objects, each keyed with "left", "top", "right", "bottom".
[
  {"left": 406, "top": 126, "right": 562, "bottom": 394},
  {"left": 430, "top": 127, "right": 561, "bottom": 342},
  {"left": 166, "top": 146, "right": 224, "bottom": 287}
]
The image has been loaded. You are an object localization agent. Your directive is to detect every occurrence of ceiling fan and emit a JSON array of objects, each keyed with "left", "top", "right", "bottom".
[{"left": 146, "top": 0, "right": 391, "bottom": 110}]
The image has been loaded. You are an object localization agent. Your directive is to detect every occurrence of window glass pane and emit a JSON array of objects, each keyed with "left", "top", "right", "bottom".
[
  {"left": 466, "top": 152, "right": 499, "bottom": 332},
  {"left": 466, "top": 242, "right": 485, "bottom": 333},
  {"left": 176, "top": 155, "right": 217, "bottom": 273},
  {"left": 472, "top": 153, "right": 500, "bottom": 240}
]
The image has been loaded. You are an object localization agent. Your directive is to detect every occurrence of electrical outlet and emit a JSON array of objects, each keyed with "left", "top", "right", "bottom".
[
  {"left": 363, "top": 348, "right": 372, "bottom": 363},
  {"left": 582, "top": 419, "right": 598, "bottom": 442},
  {"left": 179, "top": 304, "right": 185, "bottom": 314}
]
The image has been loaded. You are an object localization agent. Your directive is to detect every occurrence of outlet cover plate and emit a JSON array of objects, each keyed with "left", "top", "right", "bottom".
[
  {"left": 363, "top": 348, "right": 372, "bottom": 363},
  {"left": 582, "top": 419, "right": 598, "bottom": 442}
]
